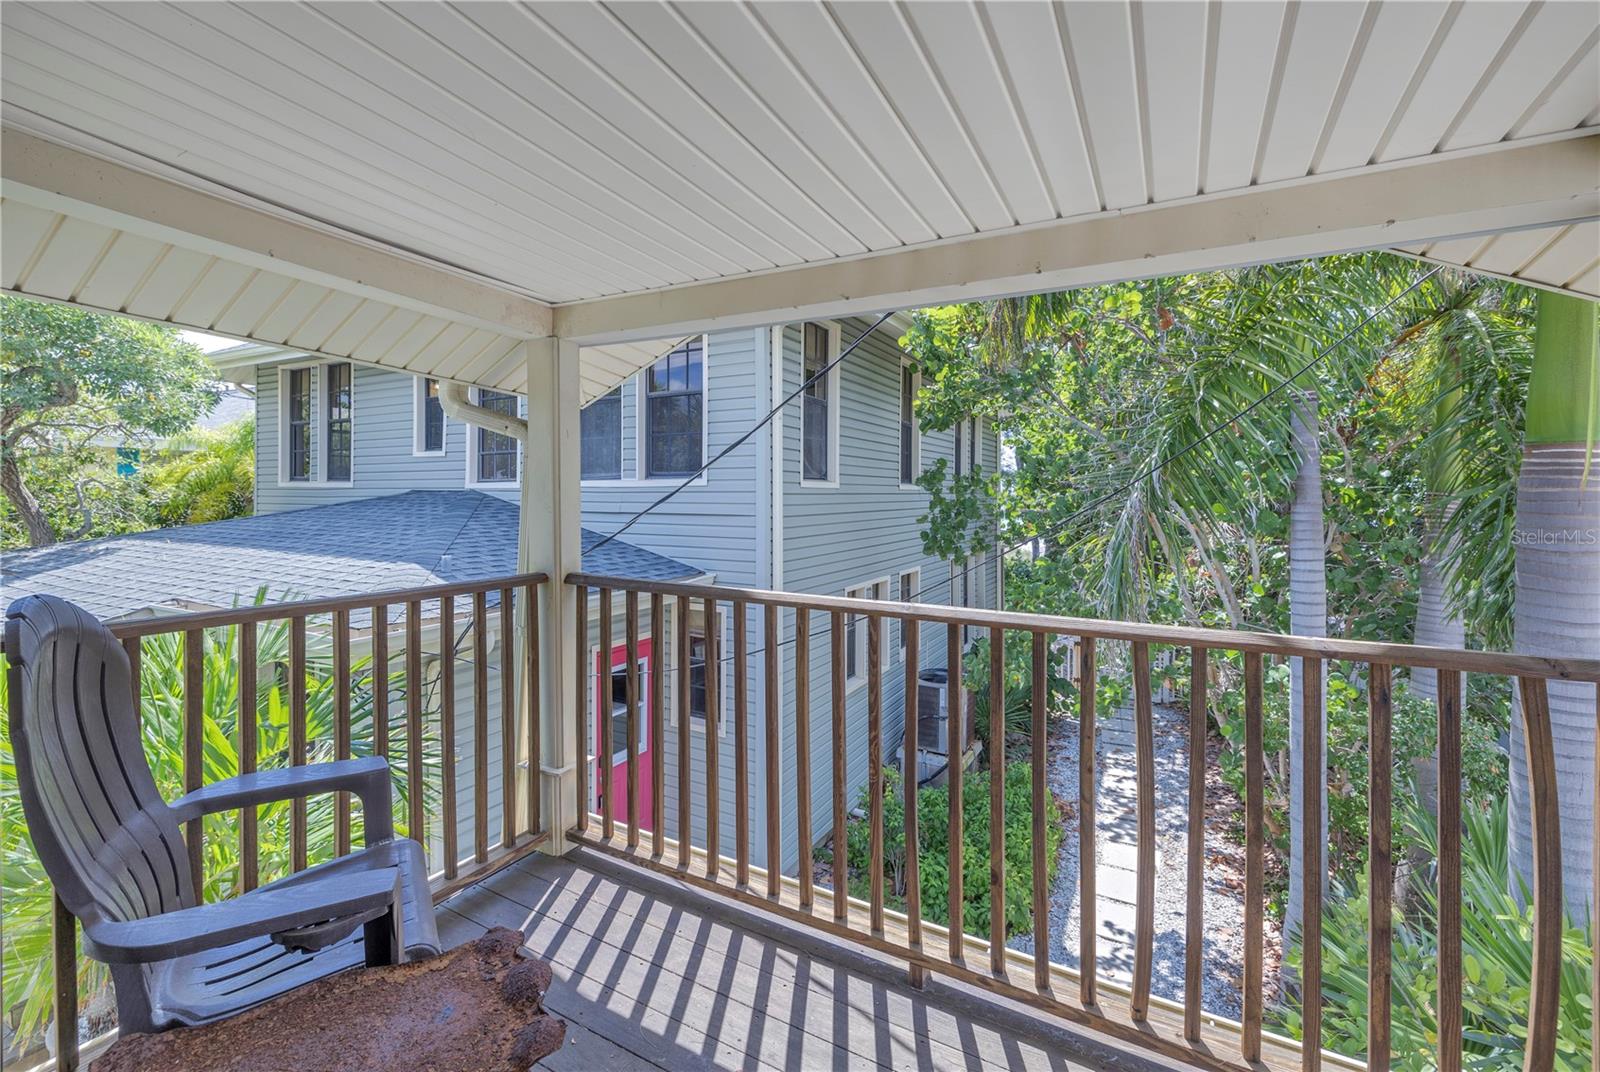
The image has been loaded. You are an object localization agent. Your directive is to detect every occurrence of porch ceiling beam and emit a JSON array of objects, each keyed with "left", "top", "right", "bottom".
[
  {"left": 553, "top": 135, "right": 1600, "bottom": 344},
  {"left": 1, "top": 127, "right": 553, "bottom": 339}
]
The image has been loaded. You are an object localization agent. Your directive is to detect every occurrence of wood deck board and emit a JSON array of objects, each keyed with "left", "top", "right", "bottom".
[{"left": 439, "top": 852, "right": 1140, "bottom": 1071}]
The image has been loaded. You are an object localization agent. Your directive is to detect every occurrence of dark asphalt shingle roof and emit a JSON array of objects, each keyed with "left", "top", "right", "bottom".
[{"left": 1, "top": 491, "right": 702, "bottom": 622}]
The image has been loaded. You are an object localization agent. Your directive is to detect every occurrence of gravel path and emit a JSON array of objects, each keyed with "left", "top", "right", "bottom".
[{"left": 1008, "top": 701, "right": 1279, "bottom": 1020}]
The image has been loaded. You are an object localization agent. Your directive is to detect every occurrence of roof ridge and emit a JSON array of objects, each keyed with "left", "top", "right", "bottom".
[{"left": 426, "top": 491, "right": 499, "bottom": 579}]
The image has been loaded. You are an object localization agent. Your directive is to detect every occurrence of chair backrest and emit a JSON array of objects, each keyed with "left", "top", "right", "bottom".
[{"left": 6, "top": 594, "right": 195, "bottom": 926}]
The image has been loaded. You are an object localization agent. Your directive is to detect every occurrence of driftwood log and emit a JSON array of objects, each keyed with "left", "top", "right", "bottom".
[{"left": 94, "top": 929, "right": 564, "bottom": 1072}]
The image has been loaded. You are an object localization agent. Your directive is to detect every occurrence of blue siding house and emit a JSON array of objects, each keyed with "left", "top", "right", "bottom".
[{"left": 218, "top": 316, "right": 999, "bottom": 873}]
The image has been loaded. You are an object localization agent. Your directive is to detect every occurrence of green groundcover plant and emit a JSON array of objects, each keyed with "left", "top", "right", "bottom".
[
  {"left": 1, "top": 613, "right": 426, "bottom": 1055},
  {"left": 843, "top": 761, "right": 1062, "bottom": 940},
  {"left": 1281, "top": 797, "right": 1593, "bottom": 1070}
]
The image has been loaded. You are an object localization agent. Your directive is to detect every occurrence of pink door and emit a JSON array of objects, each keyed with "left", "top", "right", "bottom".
[{"left": 594, "top": 639, "right": 653, "bottom": 831}]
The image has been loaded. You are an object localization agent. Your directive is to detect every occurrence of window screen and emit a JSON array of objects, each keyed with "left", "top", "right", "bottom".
[
  {"left": 581, "top": 386, "right": 622, "bottom": 480},
  {"left": 475, "top": 389, "right": 519, "bottom": 483},
  {"left": 286, "top": 367, "right": 311, "bottom": 481},
  {"left": 802, "top": 323, "right": 831, "bottom": 481},
  {"left": 325, "top": 363, "right": 352, "bottom": 481},
  {"left": 645, "top": 339, "right": 704, "bottom": 478}
]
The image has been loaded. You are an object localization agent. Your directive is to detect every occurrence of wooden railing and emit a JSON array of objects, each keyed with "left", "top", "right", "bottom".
[
  {"left": 17, "top": 572, "right": 548, "bottom": 1072},
  {"left": 567, "top": 572, "right": 1600, "bottom": 1072}
]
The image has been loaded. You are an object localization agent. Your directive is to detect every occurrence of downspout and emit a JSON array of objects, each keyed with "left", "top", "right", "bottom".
[{"left": 439, "top": 381, "right": 528, "bottom": 441}]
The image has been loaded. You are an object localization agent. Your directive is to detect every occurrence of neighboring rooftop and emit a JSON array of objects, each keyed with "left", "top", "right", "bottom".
[{"left": 1, "top": 491, "right": 703, "bottom": 622}]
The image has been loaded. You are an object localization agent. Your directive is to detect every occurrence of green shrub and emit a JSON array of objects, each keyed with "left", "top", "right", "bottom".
[
  {"left": 844, "top": 761, "right": 1062, "bottom": 940},
  {"left": 1285, "top": 797, "right": 1593, "bottom": 1070}
]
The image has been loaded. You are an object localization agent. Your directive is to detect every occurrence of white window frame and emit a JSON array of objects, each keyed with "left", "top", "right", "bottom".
[
  {"left": 896, "top": 568, "right": 920, "bottom": 662},
  {"left": 798, "top": 321, "right": 841, "bottom": 489},
  {"left": 844, "top": 577, "right": 889, "bottom": 691},
  {"left": 579, "top": 383, "right": 626, "bottom": 486},
  {"left": 590, "top": 649, "right": 652, "bottom": 768},
  {"left": 683, "top": 602, "right": 730, "bottom": 735},
  {"left": 276, "top": 360, "right": 353, "bottom": 488},
  {"left": 412, "top": 376, "right": 448, "bottom": 457},
  {"left": 634, "top": 335, "right": 711, "bottom": 486},
  {"left": 898, "top": 357, "right": 922, "bottom": 489},
  {"left": 464, "top": 387, "right": 523, "bottom": 489}
]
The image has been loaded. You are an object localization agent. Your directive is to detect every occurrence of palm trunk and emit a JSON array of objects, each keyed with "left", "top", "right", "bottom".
[
  {"left": 1508, "top": 290, "right": 1599, "bottom": 917},
  {"left": 1411, "top": 529, "right": 1466, "bottom": 817},
  {"left": 1285, "top": 385, "right": 1328, "bottom": 947}
]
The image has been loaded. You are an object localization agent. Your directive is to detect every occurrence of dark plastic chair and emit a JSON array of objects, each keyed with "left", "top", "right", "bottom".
[{"left": 5, "top": 594, "right": 440, "bottom": 1034}]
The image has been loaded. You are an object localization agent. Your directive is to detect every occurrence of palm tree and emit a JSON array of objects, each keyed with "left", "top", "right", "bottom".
[{"left": 1507, "top": 290, "right": 1598, "bottom": 915}]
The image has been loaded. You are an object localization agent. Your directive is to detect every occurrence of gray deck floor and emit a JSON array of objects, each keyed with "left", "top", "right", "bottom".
[{"left": 438, "top": 848, "right": 1179, "bottom": 1072}]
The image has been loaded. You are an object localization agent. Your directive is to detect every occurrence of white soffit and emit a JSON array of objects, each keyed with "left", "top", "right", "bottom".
[
  {"left": 1, "top": 0, "right": 1595, "bottom": 318},
  {"left": 1395, "top": 222, "right": 1600, "bottom": 299}
]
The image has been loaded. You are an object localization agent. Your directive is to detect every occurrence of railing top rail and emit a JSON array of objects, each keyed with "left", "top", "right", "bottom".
[
  {"left": 93, "top": 571, "right": 551, "bottom": 640},
  {"left": 567, "top": 571, "right": 1600, "bottom": 683}
]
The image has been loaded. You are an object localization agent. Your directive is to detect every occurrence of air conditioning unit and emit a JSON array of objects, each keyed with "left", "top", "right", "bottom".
[{"left": 916, "top": 668, "right": 949, "bottom": 755}]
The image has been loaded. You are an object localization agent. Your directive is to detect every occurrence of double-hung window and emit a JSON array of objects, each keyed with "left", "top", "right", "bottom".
[
  {"left": 644, "top": 338, "right": 704, "bottom": 478},
  {"left": 896, "top": 569, "right": 919, "bottom": 661},
  {"left": 844, "top": 580, "right": 888, "bottom": 688},
  {"left": 415, "top": 377, "right": 445, "bottom": 454},
  {"left": 801, "top": 322, "right": 837, "bottom": 483},
  {"left": 324, "top": 362, "right": 352, "bottom": 482},
  {"left": 474, "top": 388, "right": 519, "bottom": 484},
  {"left": 899, "top": 363, "right": 919, "bottom": 485},
  {"left": 285, "top": 367, "right": 312, "bottom": 482},
  {"left": 581, "top": 386, "right": 622, "bottom": 480}
]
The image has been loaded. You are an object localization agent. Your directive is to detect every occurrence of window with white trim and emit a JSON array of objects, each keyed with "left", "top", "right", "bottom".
[
  {"left": 685, "top": 603, "right": 727, "bottom": 731},
  {"left": 954, "top": 416, "right": 979, "bottom": 478},
  {"left": 581, "top": 386, "right": 622, "bottom": 481},
  {"left": 844, "top": 580, "right": 889, "bottom": 688},
  {"left": 324, "top": 362, "right": 352, "bottom": 482},
  {"left": 801, "top": 322, "right": 838, "bottom": 483},
  {"left": 285, "top": 366, "right": 312, "bottom": 482},
  {"left": 415, "top": 377, "right": 445, "bottom": 455},
  {"left": 473, "top": 388, "right": 520, "bottom": 484},
  {"left": 896, "top": 569, "right": 919, "bottom": 661},
  {"left": 899, "top": 362, "right": 920, "bottom": 485},
  {"left": 644, "top": 338, "right": 704, "bottom": 478}
]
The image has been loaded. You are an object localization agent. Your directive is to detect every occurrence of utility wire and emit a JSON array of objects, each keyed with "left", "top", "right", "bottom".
[
  {"left": 598, "top": 265, "right": 1442, "bottom": 678},
  {"left": 587, "top": 311, "right": 894, "bottom": 554}
]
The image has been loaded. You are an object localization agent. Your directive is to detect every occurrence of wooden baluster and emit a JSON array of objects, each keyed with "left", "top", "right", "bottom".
[
  {"left": 868, "top": 614, "right": 885, "bottom": 937},
  {"left": 183, "top": 628, "right": 205, "bottom": 894},
  {"left": 737, "top": 599, "right": 752, "bottom": 886},
  {"left": 574, "top": 585, "right": 589, "bottom": 835},
  {"left": 1301, "top": 658, "right": 1324, "bottom": 1072},
  {"left": 53, "top": 894, "right": 78, "bottom": 1072},
  {"left": 334, "top": 609, "right": 352, "bottom": 857},
  {"left": 598, "top": 588, "right": 613, "bottom": 840},
  {"left": 500, "top": 588, "right": 516, "bottom": 850},
  {"left": 1516, "top": 676, "right": 1561, "bottom": 1072},
  {"left": 989, "top": 625, "right": 1006, "bottom": 978},
  {"left": 948, "top": 621, "right": 965, "bottom": 965},
  {"left": 1030, "top": 630, "right": 1050, "bottom": 993},
  {"left": 794, "top": 607, "right": 814, "bottom": 908},
  {"left": 526, "top": 583, "right": 542, "bottom": 838},
  {"left": 1242, "top": 650, "right": 1265, "bottom": 1062},
  {"left": 649, "top": 593, "right": 665, "bottom": 858},
  {"left": 761, "top": 602, "right": 778, "bottom": 897},
  {"left": 703, "top": 598, "right": 721, "bottom": 878},
  {"left": 372, "top": 605, "right": 389, "bottom": 761},
  {"left": 1367, "top": 663, "right": 1393, "bottom": 1070},
  {"left": 124, "top": 635, "right": 142, "bottom": 712},
  {"left": 290, "top": 615, "right": 308, "bottom": 873},
  {"left": 1078, "top": 636, "right": 1097, "bottom": 1004},
  {"left": 239, "top": 624, "right": 258, "bottom": 892},
  {"left": 676, "top": 594, "right": 691, "bottom": 869},
  {"left": 440, "top": 595, "right": 457, "bottom": 880},
  {"left": 1131, "top": 641, "right": 1155, "bottom": 1021},
  {"left": 1437, "top": 668, "right": 1462, "bottom": 1072},
  {"left": 904, "top": 617, "right": 922, "bottom": 985},
  {"left": 625, "top": 589, "right": 641, "bottom": 850},
  {"left": 1185, "top": 646, "right": 1207, "bottom": 1041},
  {"left": 473, "top": 591, "right": 489, "bottom": 865},
  {"left": 832, "top": 610, "right": 848, "bottom": 924},
  {"left": 406, "top": 600, "right": 424, "bottom": 848}
]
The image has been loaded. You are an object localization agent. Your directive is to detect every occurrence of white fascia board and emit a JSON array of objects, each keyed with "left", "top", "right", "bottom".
[
  {"left": 552, "top": 134, "right": 1600, "bottom": 344},
  {"left": 1, "top": 126, "right": 553, "bottom": 339}
]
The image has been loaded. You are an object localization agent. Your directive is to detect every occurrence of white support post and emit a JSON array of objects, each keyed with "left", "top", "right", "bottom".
[{"left": 519, "top": 337, "right": 583, "bottom": 854}]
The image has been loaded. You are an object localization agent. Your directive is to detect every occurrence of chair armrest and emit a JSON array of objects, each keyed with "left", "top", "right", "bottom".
[
  {"left": 170, "top": 758, "right": 394, "bottom": 844},
  {"left": 81, "top": 869, "right": 399, "bottom": 964}
]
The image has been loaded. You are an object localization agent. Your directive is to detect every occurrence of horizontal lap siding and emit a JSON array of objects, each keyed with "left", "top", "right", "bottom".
[
  {"left": 581, "top": 329, "right": 767, "bottom": 861},
  {"left": 776, "top": 317, "right": 985, "bottom": 875}
]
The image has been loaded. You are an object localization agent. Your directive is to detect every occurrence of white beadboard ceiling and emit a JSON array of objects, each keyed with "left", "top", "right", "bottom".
[
  {"left": 1396, "top": 221, "right": 1600, "bottom": 299},
  {"left": 2, "top": 0, "right": 1597, "bottom": 390}
]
